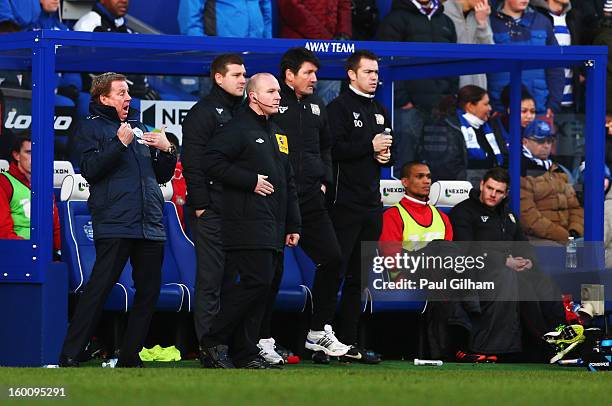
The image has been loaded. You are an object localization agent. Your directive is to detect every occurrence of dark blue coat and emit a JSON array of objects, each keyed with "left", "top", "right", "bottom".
[
  {"left": 77, "top": 103, "right": 176, "bottom": 241},
  {"left": 488, "top": 5, "right": 564, "bottom": 114}
]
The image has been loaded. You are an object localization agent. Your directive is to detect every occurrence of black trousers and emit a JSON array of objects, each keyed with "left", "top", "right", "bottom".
[
  {"left": 192, "top": 210, "right": 226, "bottom": 343},
  {"left": 60, "top": 238, "right": 163, "bottom": 365},
  {"left": 259, "top": 192, "right": 343, "bottom": 337},
  {"left": 330, "top": 205, "right": 382, "bottom": 345},
  {"left": 202, "top": 249, "right": 281, "bottom": 364}
]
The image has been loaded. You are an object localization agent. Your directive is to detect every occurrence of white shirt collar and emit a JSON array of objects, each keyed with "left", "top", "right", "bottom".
[
  {"left": 404, "top": 194, "right": 428, "bottom": 205},
  {"left": 349, "top": 84, "right": 375, "bottom": 99}
]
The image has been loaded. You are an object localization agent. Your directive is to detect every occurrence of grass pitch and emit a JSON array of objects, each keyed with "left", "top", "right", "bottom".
[{"left": 1, "top": 360, "right": 611, "bottom": 405}]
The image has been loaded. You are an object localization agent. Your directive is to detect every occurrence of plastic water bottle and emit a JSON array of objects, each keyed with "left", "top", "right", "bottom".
[
  {"left": 383, "top": 127, "right": 392, "bottom": 154},
  {"left": 566, "top": 236, "right": 577, "bottom": 269}
]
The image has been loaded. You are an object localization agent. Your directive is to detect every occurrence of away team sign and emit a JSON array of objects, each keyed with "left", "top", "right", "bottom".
[
  {"left": 305, "top": 42, "right": 355, "bottom": 54},
  {"left": 141, "top": 100, "right": 196, "bottom": 144}
]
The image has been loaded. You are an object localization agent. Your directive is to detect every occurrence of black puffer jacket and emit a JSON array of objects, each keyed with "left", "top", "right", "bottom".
[
  {"left": 203, "top": 107, "right": 301, "bottom": 251},
  {"left": 78, "top": 103, "right": 176, "bottom": 241},
  {"left": 376, "top": 0, "right": 458, "bottom": 110},
  {"left": 182, "top": 84, "right": 244, "bottom": 213},
  {"left": 272, "top": 81, "right": 333, "bottom": 201}
]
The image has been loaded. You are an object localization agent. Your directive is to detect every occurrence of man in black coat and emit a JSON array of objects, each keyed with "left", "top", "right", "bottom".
[
  {"left": 59, "top": 72, "right": 177, "bottom": 368},
  {"left": 181, "top": 54, "right": 246, "bottom": 359},
  {"left": 269, "top": 47, "right": 349, "bottom": 362},
  {"left": 449, "top": 167, "right": 564, "bottom": 362},
  {"left": 200, "top": 73, "right": 301, "bottom": 369},
  {"left": 327, "top": 50, "right": 393, "bottom": 362}
]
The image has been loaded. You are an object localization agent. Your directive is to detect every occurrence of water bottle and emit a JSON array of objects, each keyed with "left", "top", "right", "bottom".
[
  {"left": 566, "top": 236, "right": 577, "bottom": 269},
  {"left": 383, "top": 127, "right": 392, "bottom": 154}
]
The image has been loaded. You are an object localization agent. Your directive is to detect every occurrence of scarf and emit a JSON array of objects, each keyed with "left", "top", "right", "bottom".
[
  {"left": 411, "top": 0, "right": 440, "bottom": 20},
  {"left": 457, "top": 110, "right": 503, "bottom": 165},
  {"left": 522, "top": 145, "right": 552, "bottom": 170}
]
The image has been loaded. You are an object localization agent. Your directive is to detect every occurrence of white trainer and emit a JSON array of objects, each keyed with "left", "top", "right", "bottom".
[
  {"left": 257, "top": 338, "right": 284, "bottom": 365},
  {"left": 305, "top": 324, "right": 350, "bottom": 356}
]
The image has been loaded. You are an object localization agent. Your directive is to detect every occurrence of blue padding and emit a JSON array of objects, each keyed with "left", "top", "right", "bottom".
[
  {"left": 274, "top": 247, "right": 308, "bottom": 312},
  {"left": 146, "top": 76, "right": 199, "bottom": 101}
]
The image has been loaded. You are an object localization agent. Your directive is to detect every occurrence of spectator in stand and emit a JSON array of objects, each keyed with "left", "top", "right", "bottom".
[
  {"left": 73, "top": 0, "right": 159, "bottom": 100},
  {"left": 593, "top": 2, "right": 612, "bottom": 116},
  {"left": 0, "top": 0, "right": 39, "bottom": 32},
  {"left": 278, "top": 0, "right": 351, "bottom": 39},
  {"left": 490, "top": 85, "right": 537, "bottom": 147},
  {"left": 418, "top": 85, "right": 507, "bottom": 182},
  {"left": 177, "top": 0, "right": 272, "bottom": 38},
  {"left": 0, "top": 134, "right": 61, "bottom": 259},
  {"left": 351, "top": 0, "right": 380, "bottom": 40},
  {"left": 376, "top": 0, "right": 458, "bottom": 177},
  {"left": 520, "top": 119, "right": 583, "bottom": 242},
  {"left": 165, "top": 132, "right": 187, "bottom": 232},
  {"left": 277, "top": 1, "right": 352, "bottom": 104},
  {"left": 444, "top": 0, "right": 494, "bottom": 89},
  {"left": 488, "top": 0, "right": 564, "bottom": 117},
  {"left": 572, "top": 0, "right": 606, "bottom": 45},
  {"left": 532, "top": 0, "right": 586, "bottom": 114}
]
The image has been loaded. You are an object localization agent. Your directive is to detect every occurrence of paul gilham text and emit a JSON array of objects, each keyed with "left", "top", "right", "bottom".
[{"left": 372, "top": 278, "right": 495, "bottom": 291}]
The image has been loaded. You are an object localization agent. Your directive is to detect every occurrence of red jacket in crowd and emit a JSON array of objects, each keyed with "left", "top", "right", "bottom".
[
  {"left": 0, "top": 161, "right": 61, "bottom": 250},
  {"left": 278, "top": 0, "right": 352, "bottom": 39}
]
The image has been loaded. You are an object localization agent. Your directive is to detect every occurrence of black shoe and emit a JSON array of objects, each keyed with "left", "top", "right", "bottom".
[
  {"left": 237, "top": 355, "right": 282, "bottom": 369},
  {"left": 202, "top": 345, "right": 235, "bottom": 369},
  {"left": 58, "top": 355, "right": 79, "bottom": 368},
  {"left": 116, "top": 357, "right": 144, "bottom": 368},
  {"left": 199, "top": 347, "right": 215, "bottom": 368},
  {"left": 339, "top": 346, "right": 382, "bottom": 364},
  {"left": 312, "top": 351, "right": 330, "bottom": 364}
]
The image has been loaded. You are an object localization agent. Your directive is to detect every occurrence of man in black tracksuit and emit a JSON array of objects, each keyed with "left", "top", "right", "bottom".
[
  {"left": 269, "top": 47, "right": 349, "bottom": 361},
  {"left": 327, "top": 50, "right": 393, "bottom": 362},
  {"left": 200, "top": 73, "right": 301, "bottom": 369},
  {"left": 181, "top": 54, "right": 246, "bottom": 354},
  {"left": 449, "top": 167, "right": 564, "bottom": 362},
  {"left": 59, "top": 72, "right": 176, "bottom": 367}
]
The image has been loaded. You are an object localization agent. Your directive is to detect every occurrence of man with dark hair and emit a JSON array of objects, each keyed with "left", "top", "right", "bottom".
[
  {"left": 449, "top": 167, "right": 566, "bottom": 362},
  {"left": 326, "top": 50, "right": 393, "bottom": 363},
  {"left": 181, "top": 53, "right": 246, "bottom": 366},
  {"left": 380, "top": 161, "right": 453, "bottom": 259},
  {"left": 0, "top": 134, "right": 61, "bottom": 257},
  {"left": 269, "top": 47, "right": 349, "bottom": 364},
  {"left": 199, "top": 73, "right": 300, "bottom": 369},
  {"left": 58, "top": 72, "right": 176, "bottom": 368}
]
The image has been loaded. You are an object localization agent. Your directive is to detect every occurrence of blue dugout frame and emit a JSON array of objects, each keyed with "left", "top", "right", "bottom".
[{"left": 0, "top": 29, "right": 607, "bottom": 283}]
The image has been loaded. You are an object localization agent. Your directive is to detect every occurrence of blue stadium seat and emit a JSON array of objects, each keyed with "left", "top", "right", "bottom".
[
  {"left": 275, "top": 247, "right": 310, "bottom": 312},
  {"left": 58, "top": 175, "right": 186, "bottom": 312}
]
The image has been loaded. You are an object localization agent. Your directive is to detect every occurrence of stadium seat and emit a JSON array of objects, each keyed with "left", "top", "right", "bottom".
[
  {"left": 274, "top": 247, "right": 310, "bottom": 312},
  {"left": 0, "top": 159, "right": 8, "bottom": 173},
  {"left": 58, "top": 174, "right": 186, "bottom": 312}
]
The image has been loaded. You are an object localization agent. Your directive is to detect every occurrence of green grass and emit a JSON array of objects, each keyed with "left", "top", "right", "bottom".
[{"left": 1, "top": 361, "right": 611, "bottom": 405}]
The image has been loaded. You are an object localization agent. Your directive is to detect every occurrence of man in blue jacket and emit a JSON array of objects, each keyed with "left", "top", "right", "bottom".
[
  {"left": 58, "top": 72, "right": 177, "bottom": 368},
  {"left": 488, "top": 0, "right": 564, "bottom": 116},
  {"left": 0, "top": 0, "right": 39, "bottom": 32},
  {"left": 177, "top": 0, "right": 272, "bottom": 38}
]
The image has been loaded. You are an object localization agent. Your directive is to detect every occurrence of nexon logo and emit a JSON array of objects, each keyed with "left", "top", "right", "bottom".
[
  {"left": 3, "top": 111, "right": 72, "bottom": 130},
  {"left": 383, "top": 187, "right": 403, "bottom": 197},
  {"left": 55, "top": 169, "right": 70, "bottom": 175},
  {"left": 444, "top": 188, "right": 470, "bottom": 198}
]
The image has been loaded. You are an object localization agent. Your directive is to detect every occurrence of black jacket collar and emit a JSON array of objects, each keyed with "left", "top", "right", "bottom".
[
  {"left": 89, "top": 102, "right": 139, "bottom": 122},
  {"left": 208, "top": 83, "right": 244, "bottom": 109}
]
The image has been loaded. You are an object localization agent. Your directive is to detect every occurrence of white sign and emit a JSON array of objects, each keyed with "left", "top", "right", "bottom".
[
  {"left": 305, "top": 41, "right": 355, "bottom": 54},
  {"left": 140, "top": 100, "right": 197, "bottom": 145}
]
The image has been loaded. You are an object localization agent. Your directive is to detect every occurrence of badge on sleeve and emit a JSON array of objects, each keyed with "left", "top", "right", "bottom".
[
  {"left": 375, "top": 114, "right": 385, "bottom": 125},
  {"left": 275, "top": 134, "right": 289, "bottom": 154},
  {"left": 310, "top": 104, "right": 320, "bottom": 116}
]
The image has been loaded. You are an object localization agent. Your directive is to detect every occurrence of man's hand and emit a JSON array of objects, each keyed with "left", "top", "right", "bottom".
[
  {"left": 117, "top": 122, "right": 134, "bottom": 145},
  {"left": 474, "top": 0, "right": 491, "bottom": 27},
  {"left": 375, "top": 149, "right": 391, "bottom": 164},
  {"left": 143, "top": 125, "right": 173, "bottom": 152},
  {"left": 195, "top": 209, "right": 206, "bottom": 218},
  {"left": 255, "top": 174, "right": 274, "bottom": 196},
  {"left": 372, "top": 132, "right": 393, "bottom": 153},
  {"left": 546, "top": 108, "right": 555, "bottom": 120},
  {"left": 285, "top": 233, "right": 300, "bottom": 247},
  {"left": 321, "top": 184, "right": 327, "bottom": 194},
  {"left": 506, "top": 255, "right": 531, "bottom": 272}
]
